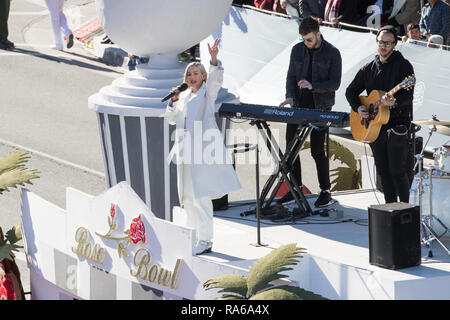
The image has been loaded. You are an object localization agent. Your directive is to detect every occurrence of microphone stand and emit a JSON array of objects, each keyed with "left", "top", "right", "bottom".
[{"left": 251, "top": 144, "right": 267, "bottom": 247}]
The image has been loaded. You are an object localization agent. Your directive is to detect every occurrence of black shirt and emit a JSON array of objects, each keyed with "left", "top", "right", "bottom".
[
  {"left": 286, "top": 36, "right": 342, "bottom": 110},
  {"left": 298, "top": 47, "right": 316, "bottom": 109},
  {"left": 345, "top": 50, "right": 415, "bottom": 127}
]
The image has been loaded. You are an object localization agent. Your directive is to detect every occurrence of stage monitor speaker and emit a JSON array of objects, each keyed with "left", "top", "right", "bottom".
[{"left": 368, "top": 202, "right": 421, "bottom": 270}]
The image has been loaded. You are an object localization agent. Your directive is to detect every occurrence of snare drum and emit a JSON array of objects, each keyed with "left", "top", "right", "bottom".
[
  {"left": 410, "top": 173, "right": 450, "bottom": 238},
  {"left": 434, "top": 145, "right": 450, "bottom": 174}
]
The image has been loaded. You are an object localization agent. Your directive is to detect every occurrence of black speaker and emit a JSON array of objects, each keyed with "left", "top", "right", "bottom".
[{"left": 368, "top": 202, "right": 421, "bottom": 270}]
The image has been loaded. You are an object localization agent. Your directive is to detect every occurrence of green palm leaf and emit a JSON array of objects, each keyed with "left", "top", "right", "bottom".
[
  {"left": 250, "top": 287, "right": 301, "bottom": 300},
  {"left": 329, "top": 139, "right": 357, "bottom": 170},
  {"left": 0, "top": 223, "right": 24, "bottom": 262},
  {"left": 249, "top": 285, "right": 326, "bottom": 300},
  {"left": 302, "top": 138, "right": 360, "bottom": 191},
  {"left": 0, "top": 150, "right": 31, "bottom": 174},
  {"left": 215, "top": 294, "right": 245, "bottom": 300},
  {"left": 302, "top": 138, "right": 357, "bottom": 170},
  {"left": 0, "top": 241, "right": 23, "bottom": 261},
  {"left": 5, "top": 222, "right": 22, "bottom": 244},
  {"left": 330, "top": 167, "right": 355, "bottom": 191},
  {"left": 203, "top": 274, "right": 248, "bottom": 299},
  {"left": 301, "top": 141, "right": 311, "bottom": 150},
  {"left": 246, "top": 244, "right": 306, "bottom": 297},
  {"left": 0, "top": 150, "right": 40, "bottom": 193},
  {"left": 0, "top": 167, "right": 40, "bottom": 194}
]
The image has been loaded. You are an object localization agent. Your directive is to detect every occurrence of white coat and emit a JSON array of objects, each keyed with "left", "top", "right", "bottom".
[{"left": 164, "top": 62, "right": 241, "bottom": 202}]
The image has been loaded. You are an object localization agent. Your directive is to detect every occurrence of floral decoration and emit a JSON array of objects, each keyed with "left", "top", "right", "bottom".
[
  {"left": 95, "top": 203, "right": 147, "bottom": 258},
  {"left": 0, "top": 271, "right": 16, "bottom": 300},
  {"left": 130, "top": 216, "right": 146, "bottom": 244},
  {"left": 0, "top": 258, "right": 23, "bottom": 300}
]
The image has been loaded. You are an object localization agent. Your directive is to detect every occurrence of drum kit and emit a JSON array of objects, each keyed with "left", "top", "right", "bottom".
[{"left": 410, "top": 116, "right": 450, "bottom": 258}]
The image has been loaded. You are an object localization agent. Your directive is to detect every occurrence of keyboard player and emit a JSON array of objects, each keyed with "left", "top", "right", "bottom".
[{"left": 278, "top": 17, "right": 342, "bottom": 207}]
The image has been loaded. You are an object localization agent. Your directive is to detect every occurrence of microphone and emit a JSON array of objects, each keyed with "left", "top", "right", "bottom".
[{"left": 161, "top": 83, "right": 188, "bottom": 102}]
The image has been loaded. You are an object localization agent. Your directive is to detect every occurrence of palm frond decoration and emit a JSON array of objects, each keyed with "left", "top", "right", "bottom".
[
  {"left": 330, "top": 164, "right": 361, "bottom": 192},
  {"left": 328, "top": 139, "right": 357, "bottom": 169},
  {"left": 0, "top": 222, "right": 23, "bottom": 261},
  {"left": 203, "top": 274, "right": 248, "bottom": 299},
  {"left": 0, "top": 150, "right": 39, "bottom": 194},
  {"left": 302, "top": 138, "right": 361, "bottom": 191},
  {"left": 0, "top": 150, "right": 38, "bottom": 259},
  {"left": 0, "top": 150, "right": 39, "bottom": 300},
  {"left": 5, "top": 221, "right": 23, "bottom": 245},
  {"left": 204, "top": 244, "right": 326, "bottom": 300},
  {"left": 0, "top": 149, "right": 32, "bottom": 174},
  {"left": 246, "top": 243, "right": 305, "bottom": 296},
  {"left": 250, "top": 285, "right": 323, "bottom": 300}
]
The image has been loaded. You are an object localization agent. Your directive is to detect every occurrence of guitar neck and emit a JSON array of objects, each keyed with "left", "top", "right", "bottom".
[
  {"left": 388, "top": 84, "right": 402, "bottom": 97},
  {"left": 374, "top": 85, "right": 402, "bottom": 108}
]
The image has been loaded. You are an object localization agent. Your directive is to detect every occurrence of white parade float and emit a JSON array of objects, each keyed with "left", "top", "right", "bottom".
[{"left": 20, "top": 3, "right": 450, "bottom": 301}]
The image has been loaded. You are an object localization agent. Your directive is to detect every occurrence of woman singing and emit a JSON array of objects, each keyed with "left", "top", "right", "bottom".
[{"left": 163, "top": 39, "right": 241, "bottom": 255}]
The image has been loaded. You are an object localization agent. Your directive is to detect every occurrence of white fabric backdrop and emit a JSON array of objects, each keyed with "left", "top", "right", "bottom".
[{"left": 201, "top": 6, "right": 450, "bottom": 150}]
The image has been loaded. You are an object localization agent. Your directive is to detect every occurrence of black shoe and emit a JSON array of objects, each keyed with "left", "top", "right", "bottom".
[
  {"left": 0, "top": 40, "right": 13, "bottom": 50},
  {"left": 5, "top": 39, "right": 14, "bottom": 48},
  {"left": 67, "top": 34, "right": 74, "bottom": 49},
  {"left": 314, "top": 190, "right": 334, "bottom": 208},
  {"left": 101, "top": 36, "right": 112, "bottom": 44}
]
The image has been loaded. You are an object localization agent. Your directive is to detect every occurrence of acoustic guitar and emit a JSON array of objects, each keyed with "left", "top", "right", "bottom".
[{"left": 350, "top": 75, "right": 416, "bottom": 143}]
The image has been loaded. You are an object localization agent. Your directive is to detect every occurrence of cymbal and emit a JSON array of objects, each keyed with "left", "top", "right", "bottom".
[
  {"left": 436, "top": 125, "right": 450, "bottom": 136},
  {"left": 412, "top": 119, "right": 450, "bottom": 126}
]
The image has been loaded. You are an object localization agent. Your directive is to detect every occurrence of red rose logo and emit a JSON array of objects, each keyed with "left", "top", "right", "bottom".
[
  {"left": 129, "top": 215, "right": 146, "bottom": 244},
  {"left": 110, "top": 203, "right": 116, "bottom": 218},
  {"left": 96, "top": 211, "right": 148, "bottom": 259}
]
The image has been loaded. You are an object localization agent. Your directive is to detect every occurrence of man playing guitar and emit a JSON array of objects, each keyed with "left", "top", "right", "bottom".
[{"left": 345, "top": 25, "right": 415, "bottom": 203}]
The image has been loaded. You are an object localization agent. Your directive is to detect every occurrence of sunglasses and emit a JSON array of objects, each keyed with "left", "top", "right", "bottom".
[{"left": 301, "top": 37, "right": 314, "bottom": 43}]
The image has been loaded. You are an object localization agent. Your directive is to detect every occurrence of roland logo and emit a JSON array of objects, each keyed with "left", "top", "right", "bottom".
[{"left": 264, "top": 109, "right": 295, "bottom": 117}]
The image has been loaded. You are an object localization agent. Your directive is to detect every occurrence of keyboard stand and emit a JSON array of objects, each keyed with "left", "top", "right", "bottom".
[{"left": 251, "top": 120, "right": 314, "bottom": 218}]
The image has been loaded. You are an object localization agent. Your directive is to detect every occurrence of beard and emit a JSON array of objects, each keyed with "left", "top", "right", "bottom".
[
  {"left": 310, "top": 35, "right": 321, "bottom": 49},
  {"left": 379, "top": 47, "right": 394, "bottom": 59}
]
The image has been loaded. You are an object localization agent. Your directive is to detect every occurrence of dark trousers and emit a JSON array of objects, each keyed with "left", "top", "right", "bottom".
[
  {"left": 370, "top": 125, "right": 411, "bottom": 203},
  {"left": 286, "top": 123, "right": 331, "bottom": 191},
  {"left": 0, "top": 0, "right": 11, "bottom": 42}
]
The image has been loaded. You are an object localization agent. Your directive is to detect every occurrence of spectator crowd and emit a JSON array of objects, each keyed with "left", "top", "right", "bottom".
[
  {"left": 1, "top": 1, "right": 449, "bottom": 51},
  {"left": 233, "top": 0, "right": 450, "bottom": 49}
]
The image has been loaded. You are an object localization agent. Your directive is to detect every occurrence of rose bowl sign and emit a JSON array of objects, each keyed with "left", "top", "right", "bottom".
[{"left": 20, "top": 182, "right": 244, "bottom": 300}]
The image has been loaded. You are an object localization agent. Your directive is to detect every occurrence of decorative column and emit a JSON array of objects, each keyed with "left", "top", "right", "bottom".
[{"left": 89, "top": 0, "right": 233, "bottom": 220}]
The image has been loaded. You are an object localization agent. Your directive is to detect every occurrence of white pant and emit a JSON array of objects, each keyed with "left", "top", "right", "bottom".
[
  {"left": 45, "top": 0, "right": 72, "bottom": 48},
  {"left": 182, "top": 164, "right": 213, "bottom": 243}
]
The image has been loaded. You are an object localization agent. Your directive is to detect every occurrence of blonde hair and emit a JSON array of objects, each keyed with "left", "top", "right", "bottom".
[{"left": 184, "top": 62, "right": 207, "bottom": 85}]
